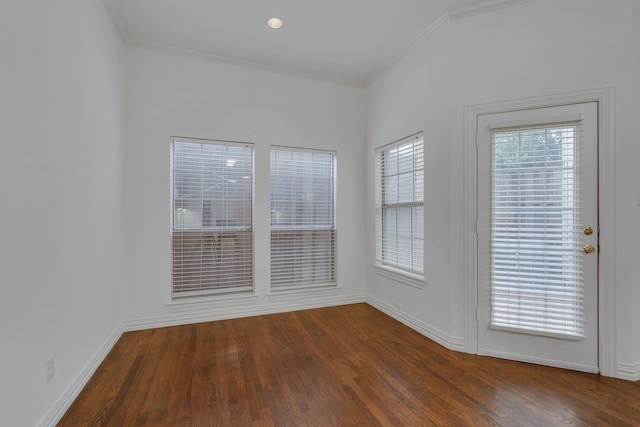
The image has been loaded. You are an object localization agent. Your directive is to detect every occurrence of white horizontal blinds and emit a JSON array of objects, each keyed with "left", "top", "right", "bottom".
[
  {"left": 375, "top": 134, "right": 424, "bottom": 275},
  {"left": 171, "top": 139, "right": 254, "bottom": 296},
  {"left": 490, "top": 123, "right": 585, "bottom": 338},
  {"left": 270, "top": 148, "right": 336, "bottom": 289}
]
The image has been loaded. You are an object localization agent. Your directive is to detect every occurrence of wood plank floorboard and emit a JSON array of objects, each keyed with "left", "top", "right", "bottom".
[{"left": 58, "top": 304, "right": 640, "bottom": 426}]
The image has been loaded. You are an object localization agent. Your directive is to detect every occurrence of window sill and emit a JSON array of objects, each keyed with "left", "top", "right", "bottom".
[
  {"left": 268, "top": 284, "right": 340, "bottom": 301},
  {"left": 166, "top": 291, "right": 259, "bottom": 313},
  {"left": 373, "top": 265, "right": 425, "bottom": 289}
]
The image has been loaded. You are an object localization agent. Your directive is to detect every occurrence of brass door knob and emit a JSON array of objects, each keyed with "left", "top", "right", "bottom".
[
  {"left": 583, "top": 226, "right": 594, "bottom": 236},
  {"left": 583, "top": 244, "right": 596, "bottom": 254}
]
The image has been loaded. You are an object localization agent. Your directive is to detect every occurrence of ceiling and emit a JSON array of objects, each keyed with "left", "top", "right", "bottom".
[{"left": 102, "top": 0, "right": 494, "bottom": 86}]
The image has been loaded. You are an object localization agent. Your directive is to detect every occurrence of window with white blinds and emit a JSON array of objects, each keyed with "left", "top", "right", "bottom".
[
  {"left": 171, "top": 138, "right": 254, "bottom": 297},
  {"left": 270, "top": 148, "right": 336, "bottom": 290},
  {"left": 490, "top": 123, "right": 584, "bottom": 338},
  {"left": 375, "top": 134, "right": 424, "bottom": 278}
]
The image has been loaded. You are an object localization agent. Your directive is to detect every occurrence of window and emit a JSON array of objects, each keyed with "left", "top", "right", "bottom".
[
  {"left": 490, "top": 124, "right": 585, "bottom": 337},
  {"left": 270, "top": 147, "right": 336, "bottom": 290},
  {"left": 375, "top": 133, "right": 424, "bottom": 279},
  {"left": 171, "top": 138, "right": 254, "bottom": 297}
]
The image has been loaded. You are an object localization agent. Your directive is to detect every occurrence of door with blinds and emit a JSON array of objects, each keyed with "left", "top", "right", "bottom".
[{"left": 476, "top": 102, "right": 599, "bottom": 373}]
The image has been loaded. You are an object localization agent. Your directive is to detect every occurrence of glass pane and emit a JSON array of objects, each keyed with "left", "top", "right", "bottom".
[
  {"left": 270, "top": 148, "right": 337, "bottom": 288},
  {"left": 270, "top": 149, "right": 335, "bottom": 229},
  {"left": 172, "top": 141, "right": 253, "bottom": 231},
  {"left": 490, "top": 126, "right": 583, "bottom": 338},
  {"left": 271, "top": 229, "right": 335, "bottom": 287},
  {"left": 384, "top": 174, "right": 399, "bottom": 205},
  {"left": 171, "top": 139, "right": 254, "bottom": 296},
  {"left": 398, "top": 172, "right": 414, "bottom": 204},
  {"left": 377, "top": 134, "right": 424, "bottom": 275}
]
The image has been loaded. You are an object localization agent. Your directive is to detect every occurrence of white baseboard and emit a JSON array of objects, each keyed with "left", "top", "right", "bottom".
[
  {"left": 365, "top": 295, "right": 465, "bottom": 352},
  {"left": 617, "top": 362, "right": 640, "bottom": 382},
  {"left": 477, "top": 349, "right": 599, "bottom": 374},
  {"left": 33, "top": 296, "right": 639, "bottom": 427},
  {"left": 123, "top": 293, "right": 366, "bottom": 331},
  {"left": 37, "top": 324, "right": 124, "bottom": 427}
]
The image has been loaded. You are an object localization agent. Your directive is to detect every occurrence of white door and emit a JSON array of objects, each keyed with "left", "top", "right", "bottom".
[{"left": 476, "top": 102, "right": 599, "bottom": 373}]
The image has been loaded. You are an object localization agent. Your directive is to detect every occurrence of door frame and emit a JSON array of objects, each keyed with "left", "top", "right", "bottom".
[{"left": 462, "top": 87, "right": 617, "bottom": 377}]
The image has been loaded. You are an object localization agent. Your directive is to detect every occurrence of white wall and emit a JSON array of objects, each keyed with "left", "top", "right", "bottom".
[
  {"left": 365, "top": 21, "right": 458, "bottom": 345},
  {"left": 1, "top": 3, "right": 637, "bottom": 424},
  {"left": 0, "top": 0, "right": 125, "bottom": 425},
  {"left": 123, "top": 46, "right": 366, "bottom": 327},
  {"left": 365, "top": 0, "right": 640, "bottom": 371}
]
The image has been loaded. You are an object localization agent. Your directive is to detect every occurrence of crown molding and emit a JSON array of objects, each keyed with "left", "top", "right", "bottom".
[
  {"left": 364, "top": 0, "right": 535, "bottom": 86},
  {"left": 364, "top": 11, "right": 449, "bottom": 86},
  {"left": 102, "top": 0, "right": 365, "bottom": 87},
  {"left": 449, "top": 0, "right": 535, "bottom": 20},
  {"left": 100, "top": 0, "right": 128, "bottom": 40},
  {"left": 104, "top": 0, "right": 535, "bottom": 89},
  {"left": 125, "top": 39, "right": 366, "bottom": 88}
]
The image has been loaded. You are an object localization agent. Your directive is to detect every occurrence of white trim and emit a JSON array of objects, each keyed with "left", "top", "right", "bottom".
[
  {"left": 617, "top": 362, "right": 640, "bottom": 382},
  {"left": 374, "top": 131, "right": 424, "bottom": 152},
  {"left": 463, "top": 98, "right": 480, "bottom": 355},
  {"left": 268, "top": 285, "right": 341, "bottom": 299},
  {"left": 37, "top": 325, "right": 124, "bottom": 427},
  {"left": 366, "top": 295, "right": 465, "bottom": 352},
  {"left": 126, "top": 40, "right": 365, "bottom": 88},
  {"left": 364, "top": 12, "right": 449, "bottom": 86},
  {"left": 595, "top": 88, "right": 617, "bottom": 378},
  {"left": 171, "top": 135, "right": 254, "bottom": 148},
  {"left": 463, "top": 87, "right": 617, "bottom": 376},
  {"left": 449, "top": 0, "right": 535, "bottom": 20},
  {"left": 478, "top": 349, "right": 599, "bottom": 374},
  {"left": 270, "top": 144, "right": 337, "bottom": 155},
  {"left": 99, "top": 0, "right": 128, "bottom": 40},
  {"left": 489, "top": 114, "right": 583, "bottom": 130},
  {"left": 372, "top": 264, "right": 425, "bottom": 289},
  {"left": 105, "top": 1, "right": 535, "bottom": 89},
  {"left": 124, "top": 294, "right": 365, "bottom": 331},
  {"left": 167, "top": 292, "right": 260, "bottom": 313}
]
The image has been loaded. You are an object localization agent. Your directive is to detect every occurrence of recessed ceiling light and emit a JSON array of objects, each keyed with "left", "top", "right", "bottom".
[{"left": 266, "top": 17, "right": 284, "bottom": 30}]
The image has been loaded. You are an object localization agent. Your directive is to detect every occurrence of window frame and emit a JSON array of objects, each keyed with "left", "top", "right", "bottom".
[
  {"left": 170, "top": 137, "right": 255, "bottom": 298},
  {"left": 374, "top": 133, "right": 425, "bottom": 287}
]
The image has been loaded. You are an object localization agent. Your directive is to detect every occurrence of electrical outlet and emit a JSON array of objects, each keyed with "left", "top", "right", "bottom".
[{"left": 46, "top": 356, "right": 54, "bottom": 384}]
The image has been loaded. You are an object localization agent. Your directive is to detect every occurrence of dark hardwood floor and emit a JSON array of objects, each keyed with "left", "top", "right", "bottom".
[{"left": 58, "top": 304, "right": 640, "bottom": 426}]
